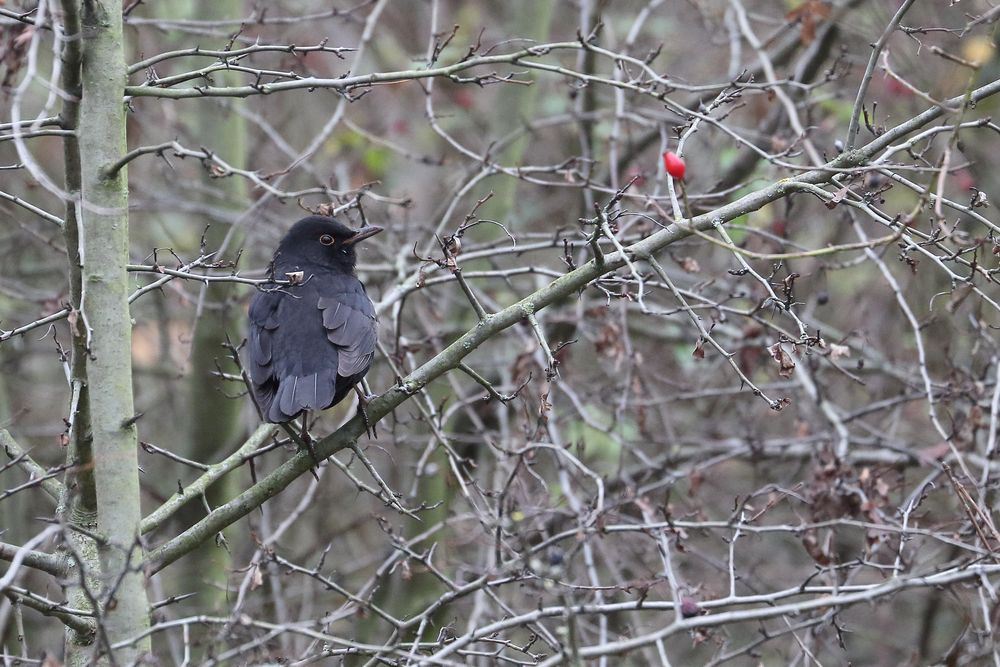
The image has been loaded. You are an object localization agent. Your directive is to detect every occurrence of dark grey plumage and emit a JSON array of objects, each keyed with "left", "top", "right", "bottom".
[{"left": 247, "top": 216, "right": 381, "bottom": 423}]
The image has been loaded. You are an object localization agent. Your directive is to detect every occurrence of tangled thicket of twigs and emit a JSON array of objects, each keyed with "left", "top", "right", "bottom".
[{"left": 3, "top": 1, "right": 1000, "bottom": 665}]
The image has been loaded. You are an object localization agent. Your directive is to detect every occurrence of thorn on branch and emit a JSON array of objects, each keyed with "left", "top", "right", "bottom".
[{"left": 120, "top": 412, "right": 144, "bottom": 429}]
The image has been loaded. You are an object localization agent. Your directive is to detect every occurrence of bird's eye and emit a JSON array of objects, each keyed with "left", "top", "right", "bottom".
[{"left": 319, "top": 234, "right": 335, "bottom": 245}]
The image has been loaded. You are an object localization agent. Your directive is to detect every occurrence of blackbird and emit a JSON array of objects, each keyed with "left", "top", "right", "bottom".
[{"left": 247, "top": 216, "right": 382, "bottom": 425}]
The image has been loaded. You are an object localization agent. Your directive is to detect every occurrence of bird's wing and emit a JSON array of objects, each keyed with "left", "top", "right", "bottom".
[
  {"left": 247, "top": 288, "right": 291, "bottom": 421},
  {"left": 247, "top": 275, "right": 376, "bottom": 423},
  {"left": 317, "top": 281, "right": 377, "bottom": 378}
]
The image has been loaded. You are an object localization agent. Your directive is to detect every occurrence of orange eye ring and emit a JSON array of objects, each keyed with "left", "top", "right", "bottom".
[{"left": 319, "top": 234, "right": 335, "bottom": 245}]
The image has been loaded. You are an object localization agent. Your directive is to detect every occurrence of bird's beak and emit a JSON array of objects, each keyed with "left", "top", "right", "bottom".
[{"left": 343, "top": 225, "right": 384, "bottom": 246}]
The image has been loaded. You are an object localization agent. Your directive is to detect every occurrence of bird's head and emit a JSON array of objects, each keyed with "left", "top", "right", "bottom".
[{"left": 274, "top": 216, "right": 383, "bottom": 273}]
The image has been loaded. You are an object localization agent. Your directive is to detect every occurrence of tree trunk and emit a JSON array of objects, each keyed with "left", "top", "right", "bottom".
[
  {"left": 55, "top": 1, "right": 101, "bottom": 662},
  {"left": 77, "top": 0, "right": 150, "bottom": 660}
]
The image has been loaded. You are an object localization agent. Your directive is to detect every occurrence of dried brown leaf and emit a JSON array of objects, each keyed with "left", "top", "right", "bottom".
[
  {"left": 786, "top": 0, "right": 832, "bottom": 44},
  {"left": 825, "top": 184, "right": 849, "bottom": 209},
  {"left": 249, "top": 564, "right": 263, "bottom": 591},
  {"left": 828, "top": 343, "right": 850, "bottom": 360},
  {"left": 767, "top": 342, "right": 795, "bottom": 378},
  {"left": 801, "top": 529, "right": 832, "bottom": 565},
  {"left": 679, "top": 256, "right": 701, "bottom": 273}
]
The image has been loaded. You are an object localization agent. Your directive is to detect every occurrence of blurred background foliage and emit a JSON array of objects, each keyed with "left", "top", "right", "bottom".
[{"left": 2, "top": 0, "right": 1000, "bottom": 663}]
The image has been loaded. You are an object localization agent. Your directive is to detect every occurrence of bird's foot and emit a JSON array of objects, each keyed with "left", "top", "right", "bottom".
[
  {"left": 278, "top": 421, "right": 321, "bottom": 481},
  {"left": 300, "top": 421, "right": 323, "bottom": 481},
  {"left": 355, "top": 386, "right": 377, "bottom": 440},
  {"left": 302, "top": 434, "right": 322, "bottom": 469}
]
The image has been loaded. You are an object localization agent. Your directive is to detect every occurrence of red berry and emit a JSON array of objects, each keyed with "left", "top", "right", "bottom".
[
  {"left": 955, "top": 169, "right": 975, "bottom": 191},
  {"left": 663, "top": 151, "right": 686, "bottom": 180},
  {"left": 885, "top": 77, "right": 911, "bottom": 97},
  {"left": 453, "top": 89, "right": 475, "bottom": 109}
]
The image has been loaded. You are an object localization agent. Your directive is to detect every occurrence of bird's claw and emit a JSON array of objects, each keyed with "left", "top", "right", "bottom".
[
  {"left": 278, "top": 420, "right": 322, "bottom": 481},
  {"left": 302, "top": 435, "right": 321, "bottom": 469},
  {"left": 299, "top": 419, "right": 321, "bottom": 480},
  {"left": 355, "top": 386, "right": 378, "bottom": 440}
]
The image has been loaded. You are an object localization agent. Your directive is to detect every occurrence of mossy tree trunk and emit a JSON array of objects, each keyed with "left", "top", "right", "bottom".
[
  {"left": 484, "top": 1, "right": 555, "bottom": 222},
  {"left": 74, "top": 0, "right": 150, "bottom": 660}
]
